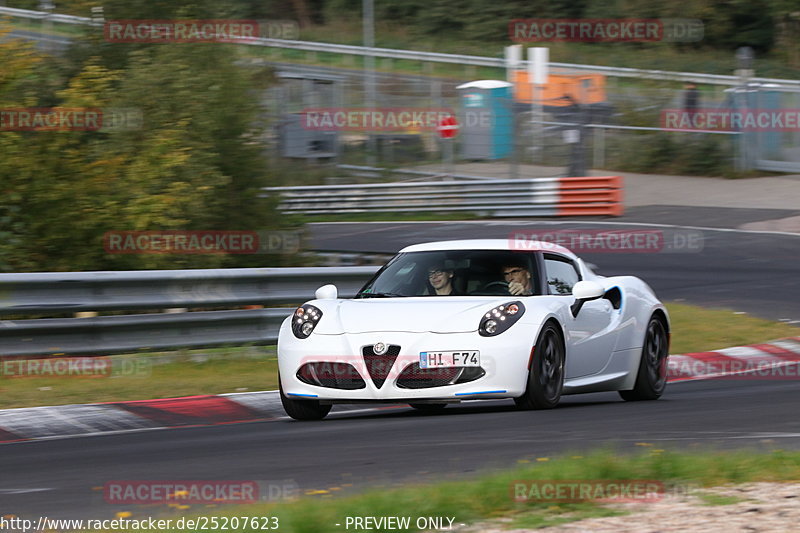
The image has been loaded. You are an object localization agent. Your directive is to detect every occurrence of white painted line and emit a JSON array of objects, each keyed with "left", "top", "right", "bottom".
[
  {"left": 0, "top": 425, "right": 186, "bottom": 445},
  {"left": 0, "top": 488, "right": 54, "bottom": 494},
  {"left": 644, "top": 432, "right": 800, "bottom": 442}
]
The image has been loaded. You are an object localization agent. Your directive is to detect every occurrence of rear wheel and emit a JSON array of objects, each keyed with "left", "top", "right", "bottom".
[
  {"left": 408, "top": 403, "right": 447, "bottom": 412},
  {"left": 515, "top": 322, "right": 564, "bottom": 410},
  {"left": 279, "top": 375, "right": 332, "bottom": 420},
  {"left": 619, "top": 316, "right": 668, "bottom": 401}
]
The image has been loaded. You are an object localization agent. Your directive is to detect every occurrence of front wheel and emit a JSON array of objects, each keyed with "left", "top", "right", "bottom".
[
  {"left": 515, "top": 322, "right": 564, "bottom": 410},
  {"left": 279, "top": 376, "right": 332, "bottom": 420},
  {"left": 619, "top": 316, "right": 668, "bottom": 401}
]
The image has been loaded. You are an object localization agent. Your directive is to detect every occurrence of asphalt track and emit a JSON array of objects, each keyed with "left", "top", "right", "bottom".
[
  {"left": 2, "top": 208, "right": 799, "bottom": 522},
  {"left": 3, "top": 378, "right": 800, "bottom": 519}
]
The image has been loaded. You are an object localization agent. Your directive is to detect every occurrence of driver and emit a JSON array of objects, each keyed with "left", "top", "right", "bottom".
[
  {"left": 427, "top": 264, "right": 457, "bottom": 295},
  {"left": 502, "top": 261, "right": 534, "bottom": 296}
]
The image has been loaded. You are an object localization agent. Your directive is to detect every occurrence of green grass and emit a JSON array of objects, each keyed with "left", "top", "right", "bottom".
[
  {"left": 0, "top": 302, "right": 796, "bottom": 409},
  {"left": 0, "top": 346, "right": 279, "bottom": 409},
  {"left": 506, "top": 504, "right": 627, "bottom": 529},
  {"left": 90, "top": 448, "right": 800, "bottom": 532},
  {"left": 696, "top": 492, "right": 747, "bottom": 506},
  {"left": 664, "top": 301, "right": 799, "bottom": 354}
]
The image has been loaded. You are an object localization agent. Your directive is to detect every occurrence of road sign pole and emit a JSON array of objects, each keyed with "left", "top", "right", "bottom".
[
  {"left": 444, "top": 138, "right": 454, "bottom": 177},
  {"left": 437, "top": 115, "right": 459, "bottom": 177}
]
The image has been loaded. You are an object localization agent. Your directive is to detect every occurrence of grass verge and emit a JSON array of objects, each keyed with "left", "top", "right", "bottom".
[
  {"left": 0, "top": 346, "right": 279, "bottom": 410},
  {"left": 89, "top": 448, "right": 800, "bottom": 532},
  {"left": 0, "top": 302, "right": 796, "bottom": 409},
  {"left": 665, "top": 301, "right": 798, "bottom": 354}
]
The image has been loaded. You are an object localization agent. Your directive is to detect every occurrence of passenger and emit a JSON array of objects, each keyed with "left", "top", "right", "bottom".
[{"left": 427, "top": 265, "right": 457, "bottom": 295}]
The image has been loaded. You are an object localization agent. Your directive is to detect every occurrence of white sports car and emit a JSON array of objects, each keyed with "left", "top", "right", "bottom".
[{"left": 277, "top": 239, "right": 669, "bottom": 420}]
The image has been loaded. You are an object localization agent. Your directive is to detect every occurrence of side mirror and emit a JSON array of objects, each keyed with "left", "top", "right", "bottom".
[
  {"left": 570, "top": 280, "right": 605, "bottom": 317},
  {"left": 315, "top": 284, "right": 338, "bottom": 300}
]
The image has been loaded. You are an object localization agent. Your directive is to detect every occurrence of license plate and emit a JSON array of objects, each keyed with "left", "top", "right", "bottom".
[{"left": 419, "top": 351, "right": 480, "bottom": 368}]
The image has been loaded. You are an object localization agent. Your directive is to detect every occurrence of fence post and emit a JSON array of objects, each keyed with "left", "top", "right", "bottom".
[{"left": 593, "top": 126, "right": 605, "bottom": 169}]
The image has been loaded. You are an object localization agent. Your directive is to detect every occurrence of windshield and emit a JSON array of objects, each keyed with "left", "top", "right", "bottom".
[{"left": 356, "top": 250, "right": 540, "bottom": 298}]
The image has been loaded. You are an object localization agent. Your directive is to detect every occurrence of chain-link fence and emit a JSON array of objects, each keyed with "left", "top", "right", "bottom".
[{"left": 263, "top": 65, "right": 799, "bottom": 180}]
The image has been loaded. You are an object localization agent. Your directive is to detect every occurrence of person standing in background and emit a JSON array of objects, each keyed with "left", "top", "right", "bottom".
[{"left": 684, "top": 83, "right": 700, "bottom": 121}]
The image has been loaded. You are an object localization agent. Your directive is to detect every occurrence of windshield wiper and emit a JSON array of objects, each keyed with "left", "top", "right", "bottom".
[{"left": 357, "top": 291, "right": 407, "bottom": 298}]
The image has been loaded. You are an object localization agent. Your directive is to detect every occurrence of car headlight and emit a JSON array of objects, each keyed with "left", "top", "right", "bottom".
[
  {"left": 479, "top": 301, "right": 525, "bottom": 337},
  {"left": 292, "top": 304, "right": 323, "bottom": 339}
]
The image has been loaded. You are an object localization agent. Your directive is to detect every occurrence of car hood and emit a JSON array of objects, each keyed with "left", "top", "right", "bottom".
[{"left": 312, "top": 297, "right": 513, "bottom": 334}]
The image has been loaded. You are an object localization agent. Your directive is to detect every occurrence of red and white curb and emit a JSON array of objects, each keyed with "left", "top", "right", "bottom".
[
  {"left": 667, "top": 337, "right": 800, "bottom": 382},
  {"left": 1, "top": 337, "right": 799, "bottom": 443}
]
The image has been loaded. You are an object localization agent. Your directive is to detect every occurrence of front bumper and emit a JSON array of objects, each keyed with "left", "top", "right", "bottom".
[{"left": 277, "top": 323, "right": 532, "bottom": 401}]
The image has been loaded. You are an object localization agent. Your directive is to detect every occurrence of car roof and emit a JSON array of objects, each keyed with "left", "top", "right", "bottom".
[{"left": 399, "top": 239, "right": 577, "bottom": 258}]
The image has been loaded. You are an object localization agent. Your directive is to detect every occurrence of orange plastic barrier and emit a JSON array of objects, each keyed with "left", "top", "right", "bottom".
[{"left": 558, "top": 176, "right": 623, "bottom": 216}]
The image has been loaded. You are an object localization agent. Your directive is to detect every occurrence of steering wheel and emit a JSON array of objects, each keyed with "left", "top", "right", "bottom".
[{"left": 479, "top": 281, "right": 510, "bottom": 295}]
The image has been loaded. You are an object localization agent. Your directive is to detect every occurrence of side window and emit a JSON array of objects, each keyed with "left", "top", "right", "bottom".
[{"left": 544, "top": 254, "right": 581, "bottom": 295}]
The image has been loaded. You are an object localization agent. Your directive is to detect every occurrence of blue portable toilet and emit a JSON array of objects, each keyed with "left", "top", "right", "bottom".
[
  {"left": 756, "top": 84, "right": 781, "bottom": 159},
  {"left": 456, "top": 80, "right": 514, "bottom": 160},
  {"left": 724, "top": 83, "right": 782, "bottom": 160}
]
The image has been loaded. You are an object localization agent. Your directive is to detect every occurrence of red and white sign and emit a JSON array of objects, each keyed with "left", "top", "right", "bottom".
[{"left": 437, "top": 115, "right": 460, "bottom": 139}]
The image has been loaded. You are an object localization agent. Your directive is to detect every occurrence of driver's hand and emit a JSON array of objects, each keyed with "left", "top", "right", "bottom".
[{"left": 508, "top": 281, "right": 525, "bottom": 296}]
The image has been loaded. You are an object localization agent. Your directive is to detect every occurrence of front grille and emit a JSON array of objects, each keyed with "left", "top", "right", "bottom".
[
  {"left": 396, "top": 364, "right": 486, "bottom": 389},
  {"left": 296, "top": 362, "right": 366, "bottom": 390},
  {"left": 362, "top": 344, "right": 401, "bottom": 389}
]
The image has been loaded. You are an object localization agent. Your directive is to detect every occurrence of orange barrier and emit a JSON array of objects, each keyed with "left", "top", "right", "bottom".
[{"left": 558, "top": 176, "right": 623, "bottom": 217}]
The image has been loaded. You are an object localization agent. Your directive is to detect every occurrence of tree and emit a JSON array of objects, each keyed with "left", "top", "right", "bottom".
[{"left": 0, "top": 15, "right": 285, "bottom": 271}]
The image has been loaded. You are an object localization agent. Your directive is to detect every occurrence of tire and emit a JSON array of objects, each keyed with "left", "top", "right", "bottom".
[
  {"left": 279, "top": 375, "right": 332, "bottom": 420},
  {"left": 408, "top": 403, "right": 447, "bottom": 412},
  {"left": 515, "top": 322, "right": 564, "bottom": 410},
  {"left": 619, "top": 316, "right": 668, "bottom": 402}
]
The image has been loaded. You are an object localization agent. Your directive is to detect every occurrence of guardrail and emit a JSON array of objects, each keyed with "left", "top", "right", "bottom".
[
  {"left": 0, "top": 267, "right": 379, "bottom": 356},
  {"left": 3, "top": 6, "right": 799, "bottom": 87},
  {"left": 263, "top": 176, "right": 623, "bottom": 217},
  {"left": 0, "top": 267, "right": 377, "bottom": 315},
  {"left": 0, "top": 5, "right": 93, "bottom": 25}
]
